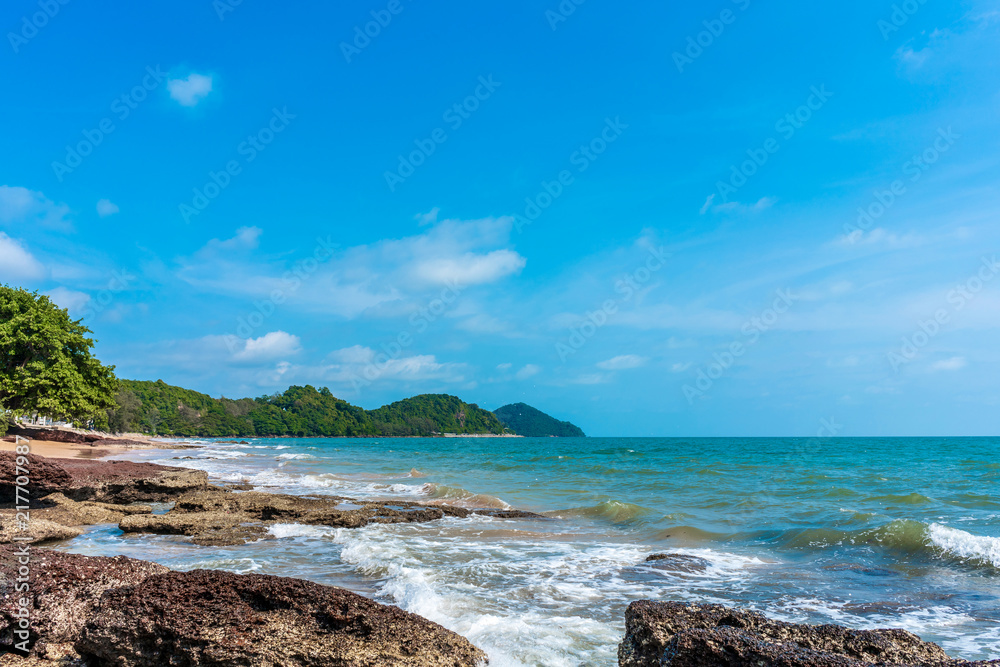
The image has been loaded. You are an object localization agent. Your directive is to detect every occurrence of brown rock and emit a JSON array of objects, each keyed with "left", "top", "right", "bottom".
[
  {"left": 0, "top": 546, "right": 168, "bottom": 658},
  {"left": 56, "top": 459, "right": 211, "bottom": 504},
  {"left": 119, "top": 511, "right": 268, "bottom": 547},
  {"left": 0, "top": 453, "right": 73, "bottom": 507},
  {"left": 0, "top": 514, "right": 82, "bottom": 544},
  {"left": 617, "top": 600, "right": 992, "bottom": 667},
  {"left": 642, "top": 554, "right": 711, "bottom": 573},
  {"left": 76, "top": 569, "right": 488, "bottom": 666}
]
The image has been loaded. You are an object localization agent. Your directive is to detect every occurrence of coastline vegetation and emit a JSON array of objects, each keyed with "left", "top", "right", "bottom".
[
  {"left": 0, "top": 286, "right": 117, "bottom": 435},
  {"left": 494, "top": 402, "right": 586, "bottom": 437},
  {"left": 111, "top": 380, "right": 508, "bottom": 438}
]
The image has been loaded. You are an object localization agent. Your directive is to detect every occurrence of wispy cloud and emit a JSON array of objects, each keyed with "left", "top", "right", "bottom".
[
  {"left": 96, "top": 199, "right": 120, "bottom": 218},
  {"left": 0, "top": 185, "right": 72, "bottom": 230},
  {"left": 596, "top": 354, "right": 648, "bottom": 370},
  {"left": 168, "top": 73, "right": 213, "bottom": 107}
]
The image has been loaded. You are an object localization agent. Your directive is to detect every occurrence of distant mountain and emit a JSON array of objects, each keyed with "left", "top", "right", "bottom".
[
  {"left": 493, "top": 403, "right": 585, "bottom": 437},
  {"left": 110, "top": 380, "right": 505, "bottom": 438}
]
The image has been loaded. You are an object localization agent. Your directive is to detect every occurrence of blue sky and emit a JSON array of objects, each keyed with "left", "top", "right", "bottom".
[{"left": 2, "top": 0, "right": 999, "bottom": 436}]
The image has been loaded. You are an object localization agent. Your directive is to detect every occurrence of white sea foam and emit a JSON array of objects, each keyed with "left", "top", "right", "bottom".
[
  {"left": 331, "top": 519, "right": 760, "bottom": 666},
  {"left": 268, "top": 523, "right": 337, "bottom": 539},
  {"left": 928, "top": 523, "right": 1000, "bottom": 567},
  {"left": 181, "top": 557, "right": 265, "bottom": 574}
]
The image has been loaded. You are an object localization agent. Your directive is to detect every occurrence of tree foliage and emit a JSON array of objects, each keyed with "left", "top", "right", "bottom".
[
  {"left": 110, "top": 381, "right": 506, "bottom": 438},
  {"left": 0, "top": 285, "right": 118, "bottom": 434},
  {"left": 494, "top": 402, "right": 585, "bottom": 437}
]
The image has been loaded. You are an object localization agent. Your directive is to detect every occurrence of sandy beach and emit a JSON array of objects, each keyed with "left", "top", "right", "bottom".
[{"left": 0, "top": 429, "right": 188, "bottom": 460}]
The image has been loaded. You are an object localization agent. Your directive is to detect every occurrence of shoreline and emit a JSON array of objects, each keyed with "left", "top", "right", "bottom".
[
  {"left": 1, "top": 427, "right": 201, "bottom": 460},
  {"left": 3, "top": 438, "right": 998, "bottom": 665}
]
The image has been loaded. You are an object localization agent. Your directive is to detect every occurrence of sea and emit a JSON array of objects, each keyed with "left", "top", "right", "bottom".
[{"left": 55, "top": 436, "right": 1000, "bottom": 666}]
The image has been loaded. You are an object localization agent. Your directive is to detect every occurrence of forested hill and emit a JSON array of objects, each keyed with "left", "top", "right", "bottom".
[
  {"left": 493, "top": 403, "right": 586, "bottom": 437},
  {"left": 110, "top": 380, "right": 505, "bottom": 437}
]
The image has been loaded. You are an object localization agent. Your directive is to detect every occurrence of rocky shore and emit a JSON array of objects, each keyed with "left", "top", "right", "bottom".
[
  {"left": 0, "top": 546, "right": 486, "bottom": 666},
  {"left": 3, "top": 450, "right": 998, "bottom": 665},
  {"left": 618, "top": 600, "right": 1000, "bottom": 667}
]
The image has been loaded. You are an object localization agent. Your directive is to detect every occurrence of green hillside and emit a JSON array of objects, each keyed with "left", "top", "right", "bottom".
[
  {"left": 109, "top": 380, "right": 504, "bottom": 438},
  {"left": 493, "top": 402, "right": 585, "bottom": 437}
]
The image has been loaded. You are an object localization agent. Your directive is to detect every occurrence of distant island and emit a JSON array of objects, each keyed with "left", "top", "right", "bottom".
[
  {"left": 494, "top": 403, "right": 586, "bottom": 437},
  {"left": 105, "top": 380, "right": 585, "bottom": 439}
]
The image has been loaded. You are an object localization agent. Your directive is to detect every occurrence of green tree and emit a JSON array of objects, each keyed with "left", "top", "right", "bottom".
[
  {"left": 107, "top": 389, "right": 141, "bottom": 433},
  {"left": 0, "top": 286, "right": 118, "bottom": 434}
]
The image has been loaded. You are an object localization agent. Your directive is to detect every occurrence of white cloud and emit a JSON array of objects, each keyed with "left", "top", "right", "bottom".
[
  {"left": 931, "top": 356, "right": 967, "bottom": 372},
  {"left": 699, "top": 194, "right": 715, "bottom": 215},
  {"left": 168, "top": 73, "right": 213, "bottom": 107},
  {"left": 319, "top": 345, "right": 467, "bottom": 386},
  {"left": 176, "top": 215, "right": 525, "bottom": 320},
  {"left": 0, "top": 186, "right": 72, "bottom": 229},
  {"left": 199, "top": 226, "right": 263, "bottom": 255},
  {"left": 496, "top": 363, "right": 512, "bottom": 371},
  {"left": 414, "top": 249, "right": 526, "bottom": 286},
  {"left": 671, "top": 362, "right": 693, "bottom": 373},
  {"left": 712, "top": 197, "right": 776, "bottom": 214},
  {"left": 0, "top": 233, "right": 45, "bottom": 280},
  {"left": 96, "top": 199, "right": 120, "bottom": 217},
  {"left": 515, "top": 364, "right": 540, "bottom": 380},
  {"left": 47, "top": 287, "right": 91, "bottom": 314},
  {"left": 234, "top": 331, "right": 302, "bottom": 361},
  {"left": 597, "top": 354, "right": 648, "bottom": 370}
]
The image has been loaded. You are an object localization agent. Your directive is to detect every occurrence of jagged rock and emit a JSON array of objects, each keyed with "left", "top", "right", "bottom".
[
  {"left": 0, "top": 546, "right": 168, "bottom": 659},
  {"left": 0, "top": 453, "right": 73, "bottom": 507},
  {"left": 32, "top": 493, "right": 152, "bottom": 527},
  {"left": 617, "top": 601, "right": 994, "bottom": 667},
  {"left": 643, "top": 554, "right": 711, "bottom": 573},
  {"left": 0, "top": 514, "right": 82, "bottom": 544},
  {"left": 1, "top": 454, "right": 210, "bottom": 508},
  {"left": 119, "top": 512, "right": 268, "bottom": 546},
  {"left": 56, "top": 459, "right": 211, "bottom": 504},
  {"left": 76, "top": 569, "right": 489, "bottom": 666},
  {"left": 176, "top": 489, "right": 447, "bottom": 527}
]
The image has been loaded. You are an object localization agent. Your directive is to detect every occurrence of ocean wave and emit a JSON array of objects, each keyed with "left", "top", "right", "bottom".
[
  {"left": 546, "top": 501, "right": 655, "bottom": 525},
  {"left": 420, "top": 483, "right": 511, "bottom": 509},
  {"left": 771, "top": 520, "right": 1000, "bottom": 570},
  {"left": 652, "top": 525, "right": 729, "bottom": 544},
  {"left": 268, "top": 523, "right": 338, "bottom": 540},
  {"left": 927, "top": 523, "right": 1000, "bottom": 568},
  {"left": 867, "top": 492, "right": 933, "bottom": 505}
]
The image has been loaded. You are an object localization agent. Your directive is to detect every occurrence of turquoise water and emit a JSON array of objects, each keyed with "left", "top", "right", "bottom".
[{"left": 58, "top": 437, "right": 1000, "bottom": 665}]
